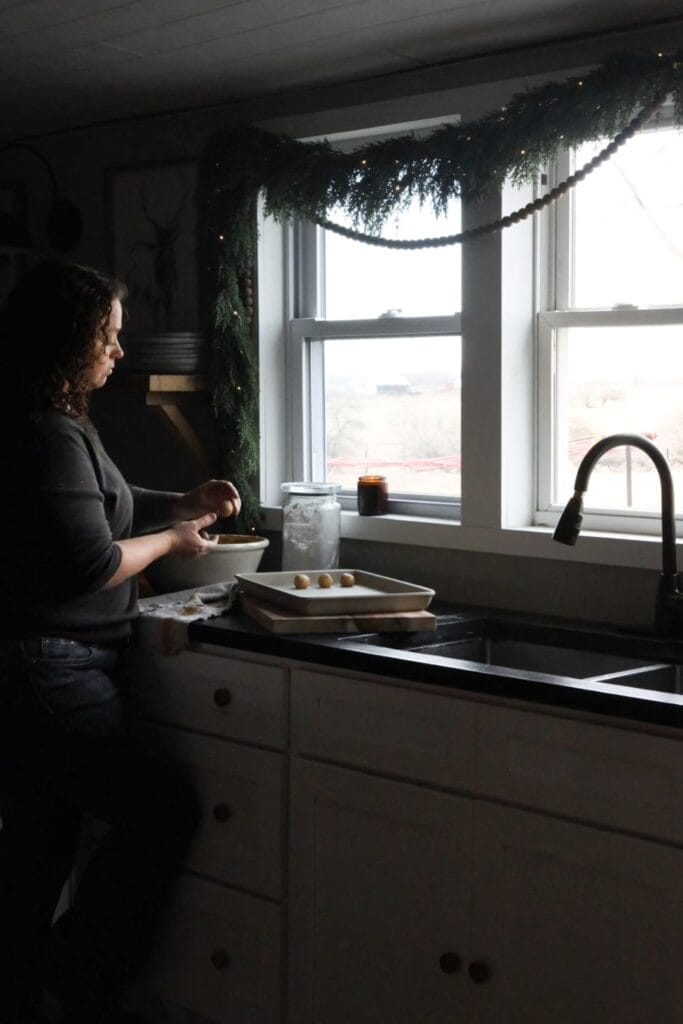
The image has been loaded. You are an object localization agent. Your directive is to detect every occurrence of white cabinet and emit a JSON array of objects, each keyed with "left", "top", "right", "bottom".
[
  {"left": 128, "top": 645, "right": 683, "bottom": 1024},
  {"left": 289, "top": 760, "right": 473, "bottom": 1024},
  {"left": 142, "top": 724, "right": 285, "bottom": 898},
  {"left": 471, "top": 802, "right": 683, "bottom": 1024},
  {"left": 128, "top": 648, "right": 287, "bottom": 748},
  {"left": 131, "top": 875, "right": 281, "bottom": 1024},
  {"left": 289, "top": 757, "right": 683, "bottom": 1024},
  {"left": 475, "top": 701, "right": 683, "bottom": 844},
  {"left": 290, "top": 666, "right": 683, "bottom": 1024},
  {"left": 291, "top": 665, "right": 477, "bottom": 789},
  {"left": 125, "top": 646, "right": 286, "bottom": 1024}
]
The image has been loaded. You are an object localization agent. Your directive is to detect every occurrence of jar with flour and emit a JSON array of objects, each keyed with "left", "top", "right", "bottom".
[{"left": 281, "top": 482, "right": 341, "bottom": 570}]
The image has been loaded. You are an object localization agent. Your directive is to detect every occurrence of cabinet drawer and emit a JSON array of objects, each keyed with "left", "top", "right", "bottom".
[
  {"left": 128, "top": 649, "right": 287, "bottom": 748},
  {"left": 131, "top": 875, "right": 281, "bottom": 1024},
  {"left": 143, "top": 724, "right": 285, "bottom": 898},
  {"left": 291, "top": 668, "right": 477, "bottom": 790},
  {"left": 477, "top": 703, "right": 683, "bottom": 844}
]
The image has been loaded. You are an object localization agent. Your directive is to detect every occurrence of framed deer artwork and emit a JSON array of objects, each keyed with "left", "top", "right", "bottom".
[{"left": 106, "top": 159, "right": 198, "bottom": 336}]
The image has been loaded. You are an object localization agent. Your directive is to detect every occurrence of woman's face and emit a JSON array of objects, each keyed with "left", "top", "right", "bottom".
[{"left": 85, "top": 298, "right": 124, "bottom": 390}]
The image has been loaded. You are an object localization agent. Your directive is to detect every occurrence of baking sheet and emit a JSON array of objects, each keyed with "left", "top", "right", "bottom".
[{"left": 234, "top": 569, "right": 435, "bottom": 616}]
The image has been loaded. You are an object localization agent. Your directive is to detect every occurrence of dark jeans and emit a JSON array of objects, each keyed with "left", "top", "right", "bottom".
[{"left": 0, "top": 637, "right": 201, "bottom": 1022}]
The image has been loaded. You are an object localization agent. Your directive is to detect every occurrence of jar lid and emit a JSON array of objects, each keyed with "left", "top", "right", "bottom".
[{"left": 281, "top": 481, "right": 341, "bottom": 495}]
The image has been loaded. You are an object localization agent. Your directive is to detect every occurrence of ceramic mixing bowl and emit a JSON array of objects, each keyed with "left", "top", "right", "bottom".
[{"left": 145, "top": 534, "right": 269, "bottom": 593}]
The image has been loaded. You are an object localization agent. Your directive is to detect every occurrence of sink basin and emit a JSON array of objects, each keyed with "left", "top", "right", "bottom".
[
  {"left": 414, "top": 636, "right": 650, "bottom": 679},
  {"left": 339, "top": 615, "right": 680, "bottom": 692}
]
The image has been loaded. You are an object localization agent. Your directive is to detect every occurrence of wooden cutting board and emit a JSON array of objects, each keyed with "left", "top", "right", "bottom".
[{"left": 239, "top": 593, "right": 437, "bottom": 635}]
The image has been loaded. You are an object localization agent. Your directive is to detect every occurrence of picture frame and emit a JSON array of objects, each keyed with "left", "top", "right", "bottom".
[{"left": 106, "top": 159, "right": 199, "bottom": 336}]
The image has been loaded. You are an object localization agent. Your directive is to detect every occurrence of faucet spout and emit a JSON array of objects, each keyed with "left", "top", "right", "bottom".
[{"left": 552, "top": 433, "right": 682, "bottom": 634}]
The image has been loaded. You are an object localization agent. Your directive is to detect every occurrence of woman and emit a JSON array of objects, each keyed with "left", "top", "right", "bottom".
[{"left": 0, "top": 260, "right": 241, "bottom": 1023}]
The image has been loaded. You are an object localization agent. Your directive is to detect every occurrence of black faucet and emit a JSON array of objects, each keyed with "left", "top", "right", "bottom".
[{"left": 553, "top": 433, "right": 683, "bottom": 635}]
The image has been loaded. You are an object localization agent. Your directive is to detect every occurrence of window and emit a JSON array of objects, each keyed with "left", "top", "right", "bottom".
[
  {"left": 258, "top": 80, "right": 675, "bottom": 574},
  {"left": 289, "top": 186, "right": 463, "bottom": 518},
  {"left": 537, "top": 111, "right": 683, "bottom": 532}
]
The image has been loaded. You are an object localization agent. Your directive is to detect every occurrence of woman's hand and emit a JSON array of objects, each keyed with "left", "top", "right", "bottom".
[
  {"left": 167, "top": 512, "right": 220, "bottom": 559},
  {"left": 174, "top": 479, "right": 242, "bottom": 521},
  {"left": 106, "top": 512, "right": 220, "bottom": 589}
]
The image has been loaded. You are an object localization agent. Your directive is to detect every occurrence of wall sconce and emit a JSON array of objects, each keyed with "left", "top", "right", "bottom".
[{"left": 0, "top": 142, "right": 83, "bottom": 252}]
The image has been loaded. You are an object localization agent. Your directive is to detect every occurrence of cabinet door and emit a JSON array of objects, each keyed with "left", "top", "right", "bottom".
[
  {"left": 476, "top": 702, "right": 683, "bottom": 844},
  {"left": 289, "top": 759, "right": 473, "bottom": 1024},
  {"left": 128, "top": 649, "right": 287, "bottom": 749},
  {"left": 471, "top": 802, "right": 683, "bottom": 1024},
  {"left": 142, "top": 724, "right": 285, "bottom": 898},
  {"left": 291, "top": 667, "right": 477, "bottom": 789},
  {"left": 127, "top": 874, "right": 281, "bottom": 1024}
]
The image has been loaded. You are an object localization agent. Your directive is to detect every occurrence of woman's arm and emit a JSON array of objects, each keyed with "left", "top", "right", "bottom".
[{"left": 104, "top": 512, "right": 218, "bottom": 589}]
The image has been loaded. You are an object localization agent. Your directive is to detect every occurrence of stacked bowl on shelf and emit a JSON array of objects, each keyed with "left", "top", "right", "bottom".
[{"left": 120, "top": 332, "right": 209, "bottom": 374}]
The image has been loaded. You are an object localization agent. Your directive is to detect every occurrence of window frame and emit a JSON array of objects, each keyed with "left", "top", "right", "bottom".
[
  {"left": 290, "top": 119, "right": 467, "bottom": 517},
  {"left": 535, "top": 110, "right": 683, "bottom": 536},
  {"left": 287, "top": 312, "right": 463, "bottom": 518},
  {"left": 255, "top": 73, "right": 681, "bottom": 577}
]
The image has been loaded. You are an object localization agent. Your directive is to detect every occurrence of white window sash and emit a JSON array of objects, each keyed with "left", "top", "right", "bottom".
[
  {"left": 536, "top": 308, "right": 683, "bottom": 534},
  {"left": 287, "top": 315, "right": 462, "bottom": 518},
  {"left": 536, "top": 106, "right": 683, "bottom": 536}
]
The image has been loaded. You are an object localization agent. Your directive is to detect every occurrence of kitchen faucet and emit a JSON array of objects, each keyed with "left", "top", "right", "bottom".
[{"left": 553, "top": 433, "right": 683, "bottom": 635}]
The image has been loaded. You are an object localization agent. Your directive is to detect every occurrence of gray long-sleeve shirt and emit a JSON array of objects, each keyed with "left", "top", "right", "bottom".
[{"left": 0, "top": 411, "right": 178, "bottom": 644}]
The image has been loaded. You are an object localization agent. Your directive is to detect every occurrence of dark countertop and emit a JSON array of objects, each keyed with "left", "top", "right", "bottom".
[{"left": 189, "top": 599, "right": 683, "bottom": 731}]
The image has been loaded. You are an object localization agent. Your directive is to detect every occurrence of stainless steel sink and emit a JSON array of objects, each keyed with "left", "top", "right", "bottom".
[
  {"left": 411, "top": 636, "right": 655, "bottom": 679},
  {"left": 340, "top": 615, "right": 680, "bottom": 691}
]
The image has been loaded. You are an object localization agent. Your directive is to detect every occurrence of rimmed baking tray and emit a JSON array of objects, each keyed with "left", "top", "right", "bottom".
[{"left": 234, "top": 569, "right": 435, "bottom": 616}]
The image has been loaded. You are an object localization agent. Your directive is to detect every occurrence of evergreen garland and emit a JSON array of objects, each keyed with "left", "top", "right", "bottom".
[{"left": 201, "top": 49, "right": 683, "bottom": 531}]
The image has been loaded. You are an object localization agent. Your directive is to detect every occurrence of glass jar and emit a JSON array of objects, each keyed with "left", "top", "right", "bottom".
[{"left": 281, "top": 482, "right": 341, "bottom": 570}]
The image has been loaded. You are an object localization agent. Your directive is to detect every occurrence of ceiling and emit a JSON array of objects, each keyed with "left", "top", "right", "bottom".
[{"left": 0, "top": 0, "right": 682, "bottom": 141}]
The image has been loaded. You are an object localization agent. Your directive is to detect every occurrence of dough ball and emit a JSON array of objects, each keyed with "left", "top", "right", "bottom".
[
  {"left": 219, "top": 499, "right": 235, "bottom": 518},
  {"left": 318, "top": 573, "right": 334, "bottom": 589},
  {"left": 340, "top": 572, "right": 355, "bottom": 587},
  {"left": 294, "top": 574, "right": 311, "bottom": 590}
]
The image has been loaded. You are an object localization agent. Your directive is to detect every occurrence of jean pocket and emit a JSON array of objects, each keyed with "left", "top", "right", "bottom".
[
  {"left": 36, "top": 638, "right": 96, "bottom": 664},
  {"left": 23, "top": 644, "right": 123, "bottom": 735}
]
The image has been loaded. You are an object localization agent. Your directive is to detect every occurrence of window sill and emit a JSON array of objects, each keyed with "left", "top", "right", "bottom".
[{"left": 259, "top": 506, "right": 670, "bottom": 571}]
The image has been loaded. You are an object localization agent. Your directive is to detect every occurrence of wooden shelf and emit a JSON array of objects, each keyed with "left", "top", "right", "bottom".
[
  {"left": 111, "top": 373, "right": 209, "bottom": 394},
  {"left": 111, "top": 373, "right": 212, "bottom": 475}
]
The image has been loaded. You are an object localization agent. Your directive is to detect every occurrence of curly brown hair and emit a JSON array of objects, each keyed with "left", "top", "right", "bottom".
[{"left": 0, "top": 259, "right": 127, "bottom": 419}]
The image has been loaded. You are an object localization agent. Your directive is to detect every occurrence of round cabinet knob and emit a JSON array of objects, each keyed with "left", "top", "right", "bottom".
[
  {"left": 213, "top": 688, "right": 232, "bottom": 707},
  {"left": 439, "top": 952, "right": 461, "bottom": 974},
  {"left": 468, "top": 960, "right": 491, "bottom": 984},
  {"left": 213, "top": 802, "right": 232, "bottom": 822},
  {"left": 210, "top": 948, "right": 230, "bottom": 970}
]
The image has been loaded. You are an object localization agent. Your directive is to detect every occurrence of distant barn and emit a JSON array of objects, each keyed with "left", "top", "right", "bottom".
[{"left": 376, "top": 374, "right": 411, "bottom": 396}]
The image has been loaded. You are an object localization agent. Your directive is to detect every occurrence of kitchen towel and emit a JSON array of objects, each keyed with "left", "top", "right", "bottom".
[{"left": 135, "top": 582, "right": 237, "bottom": 655}]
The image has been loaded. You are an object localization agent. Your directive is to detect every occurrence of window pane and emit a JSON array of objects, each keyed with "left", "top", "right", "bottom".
[
  {"left": 324, "top": 197, "right": 461, "bottom": 319},
  {"left": 572, "top": 126, "right": 683, "bottom": 308},
  {"left": 556, "top": 325, "right": 683, "bottom": 512},
  {"left": 324, "top": 335, "right": 461, "bottom": 498}
]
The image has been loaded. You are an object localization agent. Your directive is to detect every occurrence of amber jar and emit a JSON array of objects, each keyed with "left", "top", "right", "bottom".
[{"left": 357, "top": 475, "right": 389, "bottom": 516}]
